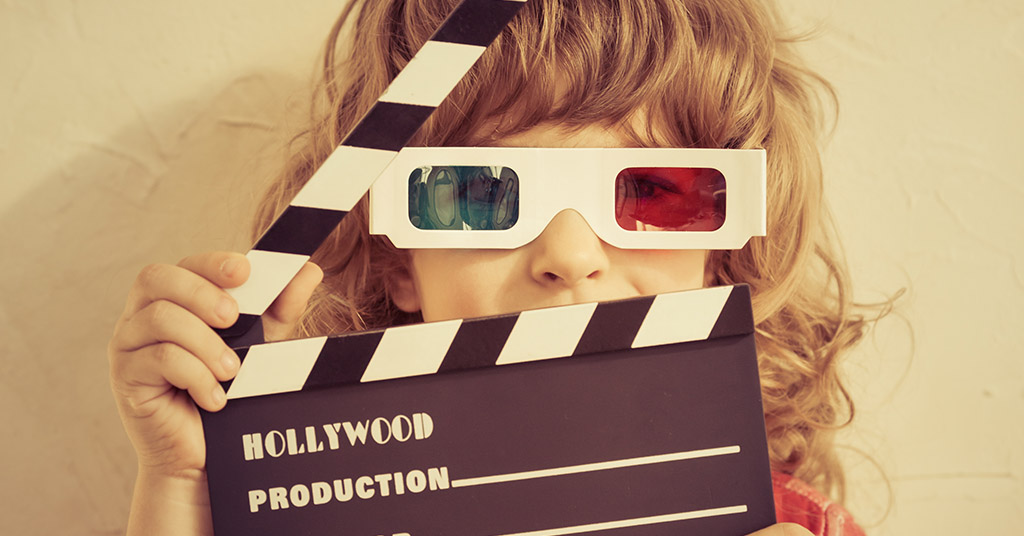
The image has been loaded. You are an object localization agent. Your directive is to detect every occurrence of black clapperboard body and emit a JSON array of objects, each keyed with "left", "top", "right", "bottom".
[
  {"left": 202, "top": 1, "right": 776, "bottom": 534},
  {"left": 202, "top": 284, "right": 776, "bottom": 536}
]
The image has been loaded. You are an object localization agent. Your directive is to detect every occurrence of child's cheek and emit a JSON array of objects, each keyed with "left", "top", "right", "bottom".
[
  {"left": 618, "top": 248, "right": 708, "bottom": 295},
  {"left": 411, "top": 249, "right": 520, "bottom": 322}
]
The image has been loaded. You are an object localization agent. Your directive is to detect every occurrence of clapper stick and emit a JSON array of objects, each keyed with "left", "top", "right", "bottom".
[
  {"left": 221, "top": 285, "right": 753, "bottom": 400},
  {"left": 218, "top": 0, "right": 529, "bottom": 347}
]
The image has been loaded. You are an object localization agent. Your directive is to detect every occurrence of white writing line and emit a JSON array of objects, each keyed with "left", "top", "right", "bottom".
[
  {"left": 493, "top": 505, "right": 748, "bottom": 536},
  {"left": 450, "top": 445, "right": 740, "bottom": 488}
]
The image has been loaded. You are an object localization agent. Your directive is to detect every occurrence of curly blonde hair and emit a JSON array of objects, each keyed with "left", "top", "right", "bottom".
[{"left": 255, "top": 0, "right": 879, "bottom": 502}]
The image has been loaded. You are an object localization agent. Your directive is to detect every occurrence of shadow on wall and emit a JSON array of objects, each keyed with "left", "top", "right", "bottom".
[{"left": 0, "top": 71, "right": 309, "bottom": 535}]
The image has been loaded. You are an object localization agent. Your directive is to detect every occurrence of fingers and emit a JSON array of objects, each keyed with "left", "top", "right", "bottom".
[
  {"left": 123, "top": 252, "right": 249, "bottom": 328},
  {"left": 114, "top": 341, "right": 232, "bottom": 413},
  {"left": 111, "top": 251, "right": 250, "bottom": 417},
  {"left": 112, "top": 252, "right": 320, "bottom": 420},
  {"left": 178, "top": 251, "right": 251, "bottom": 289},
  {"left": 113, "top": 300, "right": 240, "bottom": 382},
  {"left": 263, "top": 262, "right": 324, "bottom": 342}
]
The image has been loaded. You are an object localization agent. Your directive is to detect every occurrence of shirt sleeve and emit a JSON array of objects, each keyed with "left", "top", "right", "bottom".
[{"left": 772, "top": 472, "right": 866, "bottom": 536}]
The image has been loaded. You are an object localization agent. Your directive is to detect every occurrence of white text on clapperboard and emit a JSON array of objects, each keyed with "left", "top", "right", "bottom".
[{"left": 242, "top": 412, "right": 449, "bottom": 514}]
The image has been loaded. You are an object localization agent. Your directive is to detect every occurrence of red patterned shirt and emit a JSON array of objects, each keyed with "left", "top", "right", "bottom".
[{"left": 772, "top": 472, "right": 866, "bottom": 536}]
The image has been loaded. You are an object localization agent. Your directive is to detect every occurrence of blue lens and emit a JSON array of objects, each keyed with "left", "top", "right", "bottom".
[{"left": 408, "top": 166, "right": 519, "bottom": 230}]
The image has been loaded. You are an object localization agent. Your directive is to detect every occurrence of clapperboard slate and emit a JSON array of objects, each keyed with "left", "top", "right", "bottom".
[
  {"left": 201, "top": 283, "right": 776, "bottom": 536},
  {"left": 199, "top": 1, "right": 774, "bottom": 533}
]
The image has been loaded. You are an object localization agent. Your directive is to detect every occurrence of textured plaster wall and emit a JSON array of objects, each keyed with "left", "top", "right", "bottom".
[
  {"left": 0, "top": 1, "right": 346, "bottom": 533},
  {"left": 788, "top": 1, "right": 1024, "bottom": 533},
  {"left": 1, "top": 0, "right": 1021, "bottom": 535}
]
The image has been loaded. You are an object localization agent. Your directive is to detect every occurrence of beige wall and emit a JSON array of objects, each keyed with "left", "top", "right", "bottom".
[
  {"left": 789, "top": 1, "right": 1024, "bottom": 533},
  {"left": 1, "top": 0, "right": 1021, "bottom": 534}
]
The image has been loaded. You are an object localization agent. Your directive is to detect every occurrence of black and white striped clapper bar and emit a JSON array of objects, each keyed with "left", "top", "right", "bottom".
[
  {"left": 218, "top": 0, "right": 529, "bottom": 347},
  {"left": 201, "top": 284, "right": 778, "bottom": 536}
]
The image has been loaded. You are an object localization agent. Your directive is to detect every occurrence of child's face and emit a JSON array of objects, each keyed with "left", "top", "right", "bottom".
[{"left": 390, "top": 123, "right": 707, "bottom": 322}]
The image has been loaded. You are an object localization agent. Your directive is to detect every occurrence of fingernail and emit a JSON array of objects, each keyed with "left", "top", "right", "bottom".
[
  {"left": 221, "top": 257, "right": 241, "bottom": 277},
  {"left": 210, "top": 386, "right": 226, "bottom": 407},
  {"left": 221, "top": 349, "right": 239, "bottom": 374},
  {"left": 216, "top": 297, "right": 235, "bottom": 322}
]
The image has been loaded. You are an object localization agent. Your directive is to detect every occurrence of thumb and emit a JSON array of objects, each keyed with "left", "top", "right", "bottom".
[{"left": 261, "top": 262, "right": 324, "bottom": 342}]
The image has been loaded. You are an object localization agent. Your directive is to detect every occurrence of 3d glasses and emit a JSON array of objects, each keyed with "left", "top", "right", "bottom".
[{"left": 369, "top": 147, "right": 766, "bottom": 250}]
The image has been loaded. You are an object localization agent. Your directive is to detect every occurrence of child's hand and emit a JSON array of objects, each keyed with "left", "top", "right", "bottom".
[
  {"left": 746, "top": 523, "right": 815, "bottom": 536},
  {"left": 108, "top": 251, "right": 322, "bottom": 479}
]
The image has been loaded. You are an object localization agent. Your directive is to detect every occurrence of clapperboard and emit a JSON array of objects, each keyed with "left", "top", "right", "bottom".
[
  {"left": 200, "top": 1, "right": 776, "bottom": 534},
  {"left": 203, "top": 284, "right": 775, "bottom": 536}
]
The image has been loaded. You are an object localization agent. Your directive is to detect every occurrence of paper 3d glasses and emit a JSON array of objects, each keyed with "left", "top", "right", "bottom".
[{"left": 370, "top": 147, "right": 766, "bottom": 250}]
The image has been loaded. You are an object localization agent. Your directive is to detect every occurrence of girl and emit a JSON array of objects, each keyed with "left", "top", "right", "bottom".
[{"left": 108, "top": 1, "right": 877, "bottom": 534}]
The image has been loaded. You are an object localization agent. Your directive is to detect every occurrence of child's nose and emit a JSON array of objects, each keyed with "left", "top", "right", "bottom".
[{"left": 527, "top": 209, "right": 609, "bottom": 288}]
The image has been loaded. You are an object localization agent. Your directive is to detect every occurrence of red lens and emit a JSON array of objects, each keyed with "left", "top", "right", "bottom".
[{"left": 614, "top": 167, "right": 726, "bottom": 232}]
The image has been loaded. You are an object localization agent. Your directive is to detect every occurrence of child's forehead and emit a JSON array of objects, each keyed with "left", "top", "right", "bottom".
[{"left": 467, "top": 112, "right": 665, "bottom": 149}]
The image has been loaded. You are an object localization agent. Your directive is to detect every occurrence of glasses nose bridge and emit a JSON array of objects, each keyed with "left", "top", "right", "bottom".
[{"left": 539, "top": 151, "right": 604, "bottom": 232}]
